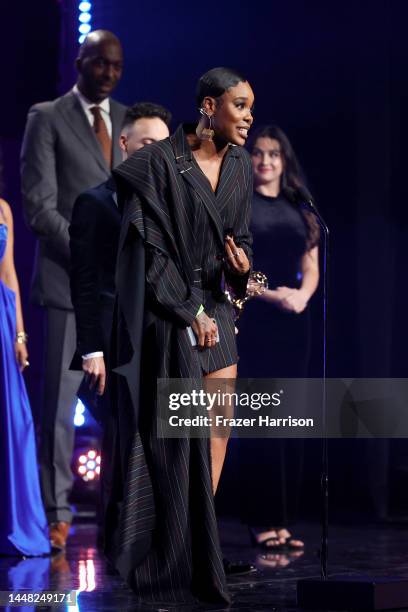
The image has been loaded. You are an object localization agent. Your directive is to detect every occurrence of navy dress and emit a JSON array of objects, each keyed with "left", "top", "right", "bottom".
[
  {"left": 238, "top": 191, "right": 310, "bottom": 378},
  {"left": 0, "top": 224, "right": 50, "bottom": 556},
  {"left": 238, "top": 191, "right": 311, "bottom": 526}
]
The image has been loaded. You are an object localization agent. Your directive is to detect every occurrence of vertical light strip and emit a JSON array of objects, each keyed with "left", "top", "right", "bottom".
[{"left": 78, "top": 1, "right": 92, "bottom": 43}]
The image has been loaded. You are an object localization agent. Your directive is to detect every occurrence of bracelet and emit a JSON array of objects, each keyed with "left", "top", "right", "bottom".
[{"left": 16, "top": 331, "right": 28, "bottom": 344}]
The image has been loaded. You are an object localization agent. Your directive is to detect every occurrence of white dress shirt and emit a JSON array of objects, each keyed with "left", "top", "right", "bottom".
[{"left": 73, "top": 84, "right": 112, "bottom": 138}]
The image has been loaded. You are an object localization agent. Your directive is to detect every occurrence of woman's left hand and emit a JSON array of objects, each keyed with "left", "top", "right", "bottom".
[
  {"left": 15, "top": 342, "right": 29, "bottom": 372},
  {"left": 276, "top": 286, "right": 309, "bottom": 313},
  {"left": 225, "top": 235, "right": 250, "bottom": 275}
]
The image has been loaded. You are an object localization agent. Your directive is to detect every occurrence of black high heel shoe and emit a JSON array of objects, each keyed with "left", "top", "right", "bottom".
[
  {"left": 248, "top": 526, "right": 305, "bottom": 551},
  {"left": 248, "top": 526, "right": 283, "bottom": 551}
]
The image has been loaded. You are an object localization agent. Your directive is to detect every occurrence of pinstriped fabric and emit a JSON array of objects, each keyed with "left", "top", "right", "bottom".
[
  {"left": 119, "top": 433, "right": 154, "bottom": 546},
  {"left": 108, "top": 125, "right": 253, "bottom": 604}
]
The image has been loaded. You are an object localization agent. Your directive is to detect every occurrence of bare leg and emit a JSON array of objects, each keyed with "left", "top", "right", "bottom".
[{"left": 204, "top": 364, "right": 237, "bottom": 494}]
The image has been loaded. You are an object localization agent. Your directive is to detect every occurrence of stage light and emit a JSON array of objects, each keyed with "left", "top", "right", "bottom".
[
  {"left": 78, "top": 23, "right": 91, "bottom": 34},
  {"left": 76, "top": 449, "right": 101, "bottom": 482},
  {"left": 74, "top": 399, "right": 86, "bottom": 427},
  {"left": 79, "top": 12, "right": 91, "bottom": 23},
  {"left": 79, "top": 1, "right": 91, "bottom": 11},
  {"left": 78, "top": 0, "right": 92, "bottom": 44},
  {"left": 74, "top": 413, "right": 85, "bottom": 427}
]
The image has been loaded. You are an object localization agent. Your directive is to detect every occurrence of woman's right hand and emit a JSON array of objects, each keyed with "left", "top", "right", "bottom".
[
  {"left": 191, "top": 312, "right": 218, "bottom": 348},
  {"left": 15, "top": 342, "right": 29, "bottom": 372}
]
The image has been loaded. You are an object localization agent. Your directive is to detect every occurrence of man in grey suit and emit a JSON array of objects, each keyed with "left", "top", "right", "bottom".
[{"left": 21, "top": 29, "right": 126, "bottom": 551}]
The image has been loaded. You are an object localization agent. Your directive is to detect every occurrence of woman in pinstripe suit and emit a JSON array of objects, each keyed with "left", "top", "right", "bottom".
[{"left": 106, "top": 68, "right": 255, "bottom": 604}]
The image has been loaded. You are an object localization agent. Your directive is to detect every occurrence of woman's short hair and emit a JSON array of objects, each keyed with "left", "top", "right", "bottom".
[{"left": 196, "top": 67, "right": 247, "bottom": 108}]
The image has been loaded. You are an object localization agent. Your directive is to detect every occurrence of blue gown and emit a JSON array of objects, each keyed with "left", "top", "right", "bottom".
[{"left": 0, "top": 223, "right": 50, "bottom": 556}]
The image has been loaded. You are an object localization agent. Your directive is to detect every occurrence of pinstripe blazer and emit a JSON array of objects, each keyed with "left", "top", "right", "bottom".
[{"left": 106, "top": 125, "right": 253, "bottom": 604}]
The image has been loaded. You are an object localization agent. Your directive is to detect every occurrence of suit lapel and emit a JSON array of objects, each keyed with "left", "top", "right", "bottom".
[
  {"left": 57, "top": 91, "right": 109, "bottom": 174},
  {"left": 215, "top": 147, "right": 241, "bottom": 212},
  {"left": 170, "top": 125, "right": 224, "bottom": 248}
]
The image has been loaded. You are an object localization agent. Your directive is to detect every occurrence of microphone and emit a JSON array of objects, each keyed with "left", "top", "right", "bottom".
[
  {"left": 297, "top": 186, "right": 318, "bottom": 212},
  {"left": 283, "top": 185, "right": 318, "bottom": 212},
  {"left": 295, "top": 186, "right": 328, "bottom": 234}
]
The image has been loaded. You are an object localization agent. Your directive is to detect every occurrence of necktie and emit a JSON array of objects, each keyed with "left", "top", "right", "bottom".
[{"left": 90, "top": 106, "right": 112, "bottom": 168}]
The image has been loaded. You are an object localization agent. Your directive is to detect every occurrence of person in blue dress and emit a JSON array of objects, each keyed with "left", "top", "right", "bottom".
[{"left": 0, "top": 187, "right": 50, "bottom": 556}]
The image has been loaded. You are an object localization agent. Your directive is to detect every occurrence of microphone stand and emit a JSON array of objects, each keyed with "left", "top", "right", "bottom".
[
  {"left": 284, "top": 185, "right": 330, "bottom": 578},
  {"left": 300, "top": 196, "right": 330, "bottom": 580},
  {"left": 296, "top": 192, "right": 408, "bottom": 610}
]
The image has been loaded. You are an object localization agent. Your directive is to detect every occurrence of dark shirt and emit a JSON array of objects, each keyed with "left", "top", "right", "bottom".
[
  {"left": 251, "top": 190, "right": 308, "bottom": 288},
  {"left": 69, "top": 177, "right": 120, "bottom": 359}
]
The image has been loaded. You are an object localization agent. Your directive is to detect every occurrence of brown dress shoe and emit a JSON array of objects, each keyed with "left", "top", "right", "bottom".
[{"left": 49, "top": 522, "right": 71, "bottom": 550}]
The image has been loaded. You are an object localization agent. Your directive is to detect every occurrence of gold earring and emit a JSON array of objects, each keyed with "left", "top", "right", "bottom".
[{"left": 198, "top": 108, "right": 215, "bottom": 141}]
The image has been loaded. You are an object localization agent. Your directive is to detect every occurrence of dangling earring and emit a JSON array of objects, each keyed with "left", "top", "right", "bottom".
[{"left": 198, "top": 108, "right": 215, "bottom": 141}]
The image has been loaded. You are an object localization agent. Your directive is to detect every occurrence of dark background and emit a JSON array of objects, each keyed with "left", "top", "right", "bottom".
[{"left": 1, "top": 0, "right": 407, "bottom": 520}]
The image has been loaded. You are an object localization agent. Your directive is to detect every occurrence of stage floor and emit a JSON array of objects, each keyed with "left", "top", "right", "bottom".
[{"left": 1, "top": 519, "right": 408, "bottom": 611}]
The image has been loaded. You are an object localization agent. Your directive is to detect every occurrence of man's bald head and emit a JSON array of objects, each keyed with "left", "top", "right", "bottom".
[
  {"left": 76, "top": 30, "right": 123, "bottom": 103},
  {"left": 77, "top": 30, "right": 122, "bottom": 60}
]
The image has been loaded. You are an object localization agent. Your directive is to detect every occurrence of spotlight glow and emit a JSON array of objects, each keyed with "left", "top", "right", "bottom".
[
  {"left": 74, "top": 413, "right": 85, "bottom": 427},
  {"left": 78, "top": 23, "right": 91, "bottom": 35},
  {"left": 79, "top": 1, "right": 91, "bottom": 11},
  {"left": 79, "top": 12, "right": 91, "bottom": 23},
  {"left": 74, "top": 399, "right": 86, "bottom": 427},
  {"left": 78, "top": 0, "right": 92, "bottom": 43},
  {"left": 76, "top": 449, "right": 102, "bottom": 482}
]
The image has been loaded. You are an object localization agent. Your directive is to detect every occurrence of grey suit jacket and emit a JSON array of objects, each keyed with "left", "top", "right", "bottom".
[{"left": 21, "top": 89, "right": 126, "bottom": 309}]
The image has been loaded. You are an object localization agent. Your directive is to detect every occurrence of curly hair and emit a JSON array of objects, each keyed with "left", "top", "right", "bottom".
[{"left": 248, "top": 125, "right": 320, "bottom": 250}]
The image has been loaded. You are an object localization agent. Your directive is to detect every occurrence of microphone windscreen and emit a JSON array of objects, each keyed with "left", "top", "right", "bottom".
[{"left": 297, "top": 185, "right": 314, "bottom": 203}]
